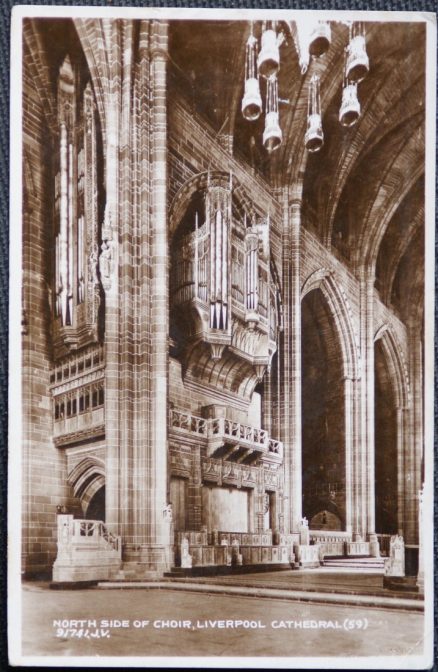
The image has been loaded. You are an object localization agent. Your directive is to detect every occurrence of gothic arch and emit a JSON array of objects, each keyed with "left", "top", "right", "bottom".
[
  {"left": 301, "top": 269, "right": 360, "bottom": 381},
  {"left": 374, "top": 324, "right": 410, "bottom": 409},
  {"left": 74, "top": 18, "right": 110, "bottom": 150},
  {"left": 67, "top": 456, "right": 105, "bottom": 516}
]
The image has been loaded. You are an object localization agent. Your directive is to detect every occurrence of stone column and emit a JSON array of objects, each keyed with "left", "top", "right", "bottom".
[
  {"left": 262, "top": 369, "right": 272, "bottom": 434},
  {"left": 102, "top": 23, "right": 121, "bottom": 535},
  {"left": 405, "top": 326, "right": 423, "bottom": 545},
  {"left": 358, "top": 273, "right": 375, "bottom": 541},
  {"left": 280, "top": 190, "right": 302, "bottom": 534},
  {"left": 344, "top": 376, "right": 354, "bottom": 536},
  {"left": 147, "top": 20, "right": 171, "bottom": 570}
]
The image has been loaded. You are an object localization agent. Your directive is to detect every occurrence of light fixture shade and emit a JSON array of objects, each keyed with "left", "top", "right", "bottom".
[
  {"left": 241, "top": 77, "right": 262, "bottom": 121},
  {"left": 339, "top": 83, "right": 361, "bottom": 127},
  {"left": 308, "top": 21, "right": 331, "bottom": 57},
  {"left": 346, "top": 34, "right": 369, "bottom": 83},
  {"left": 305, "top": 113, "right": 324, "bottom": 152},
  {"left": 257, "top": 29, "right": 280, "bottom": 79},
  {"left": 263, "top": 111, "right": 282, "bottom": 152}
]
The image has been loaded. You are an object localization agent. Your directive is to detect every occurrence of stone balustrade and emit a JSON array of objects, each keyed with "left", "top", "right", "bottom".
[
  {"left": 169, "top": 408, "right": 283, "bottom": 461},
  {"left": 169, "top": 409, "right": 207, "bottom": 436}
]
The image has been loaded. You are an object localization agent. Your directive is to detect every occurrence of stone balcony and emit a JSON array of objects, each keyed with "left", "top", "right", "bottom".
[
  {"left": 53, "top": 407, "right": 104, "bottom": 447},
  {"left": 169, "top": 408, "right": 283, "bottom": 463}
]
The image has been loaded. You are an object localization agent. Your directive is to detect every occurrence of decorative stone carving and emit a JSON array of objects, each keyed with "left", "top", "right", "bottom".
[
  {"left": 231, "top": 539, "right": 243, "bottom": 566},
  {"left": 384, "top": 535, "right": 405, "bottom": 577},
  {"left": 368, "top": 533, "right": 380, "bottom": 558},
  {"left": 220, "top": 538, "right": 232, "bottom": 566},
  {"left": 299, "top": 517, "right": 310, "bottom": 545},
  {"left": 99, "top": 206, "right": 117, "bottom": 293},
  {"left": 180, "top": 537, "right": 192, "bottom": 568},
  {"left": 99, "top": 239, "right": 116, "bottom": 292},
  {"left": 163, "top": 504, "right": 173, "bottom": 522},
  {"left": 52, "top": 516, "right": 121, "bottom": 583},
  {"left": 88, "top": 248, "right": 99, "bottom": 287},
  {"left": 293, "top": 542, "right": 320, "bottom": 569}
]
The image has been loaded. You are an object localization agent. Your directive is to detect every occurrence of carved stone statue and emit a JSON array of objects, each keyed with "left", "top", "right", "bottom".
[
  {"left": 180, "top": 536, "right": 192, "bottom": 568},
  {"left": 299, "top": 517, "right": 310, "bottom": 546},
  {"left": 384, "top": 534, "right": 405, "bottom": 577},
  {"left": 99, "top": 239, "right": 115, "bottom": 291},
  {"left": 88, "top": 249, "right": 98, "bottom": 286},
  {"left": 231, "top": 539, "right": 243, "bottom": 566}
]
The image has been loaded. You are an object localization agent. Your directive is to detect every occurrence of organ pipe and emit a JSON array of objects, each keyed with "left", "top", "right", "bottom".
[{"left": 59, "top": 123, "right": 68, "bottom": 326}]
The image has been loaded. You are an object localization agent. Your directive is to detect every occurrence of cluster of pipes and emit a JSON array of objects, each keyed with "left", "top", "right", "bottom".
[{"left": 241, "top": 20, "right": 369, "bottom": 153}]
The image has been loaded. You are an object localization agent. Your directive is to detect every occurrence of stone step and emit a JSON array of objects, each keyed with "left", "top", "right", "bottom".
[
  {"left": 164, "top": 563, "right": 293, "bottom": 578},
  {"left": 323, "top": 556, "right": 385, "bottom": 569}
]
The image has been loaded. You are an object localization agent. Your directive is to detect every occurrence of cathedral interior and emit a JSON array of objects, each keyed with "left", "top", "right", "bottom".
[{"left": 21, "top": 16, "right": 425, "bottom": 582}]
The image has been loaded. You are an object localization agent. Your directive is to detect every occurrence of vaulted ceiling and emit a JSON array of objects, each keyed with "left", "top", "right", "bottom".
[
  {"left": 24, "top": 17, "right": 425, "bottom": 328},
  {"left": 169, "top": 19, "right": 425, "bottom": 325}
]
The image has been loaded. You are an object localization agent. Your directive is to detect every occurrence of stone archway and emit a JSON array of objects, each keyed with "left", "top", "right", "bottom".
[
  {"left": 301, "top": 287, "right": 346, "bottom": 529},
  {"left": 67, "top": 456, "right": 106, "bottom": 520},
  {"left": 373, "top": 326, "right": 411, "bottom": 536},
  {"left": 374, "top": 340, "right": 398, "bottom": 533},
  {"left": 301, "top": 270, "right": 360, "bottom": 535}
]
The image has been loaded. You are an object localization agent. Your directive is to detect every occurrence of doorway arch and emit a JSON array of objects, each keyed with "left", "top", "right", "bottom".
[{"left": 67, "top": 456, "right": 106, "bottom": 521}]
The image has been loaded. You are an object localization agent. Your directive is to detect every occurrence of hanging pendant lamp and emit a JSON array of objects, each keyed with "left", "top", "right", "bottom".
[
  {"left": 305, "top": 75, "right": 324, "bottom": 152},
  {"left": 242, "top": 31, "right": 262, "bottom": 120},
  {"left": 263, "top": 75, "right": 282, "bottom": 152},
  {"left": 257, "top": 22, "right": 280, "bottom": 79},
  {"left": 339, "top": 82, "right": 361, "bottom": 127},
  {"left": 308, "top": 20, "right": 331, "bottom": 57},
  {"left": 346, "top": 23, "right": 369, "bottom": 83}
]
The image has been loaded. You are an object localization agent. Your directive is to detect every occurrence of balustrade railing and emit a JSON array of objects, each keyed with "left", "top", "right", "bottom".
[
  {"left": 72, "top": 520, "right": 121, "bottom": 552},
  {"left": 268, "top": 438, "right": 283, "bottom": 457},
  {"left": 169, "top": 408, "right": 282, "bottom": 458},
  {"left": 169, "top": 409, "right": 207, "bottom": 436},
  {"left": 56, "top": 516, "right": 121, "bottom": 555},
  {"left": 53, "top": 515, "right": 122, "bottom": 582}
]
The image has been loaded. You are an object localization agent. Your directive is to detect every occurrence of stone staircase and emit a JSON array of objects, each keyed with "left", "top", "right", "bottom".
[{"left": 323, "top": 556, "right": 385, "bottom": 571}]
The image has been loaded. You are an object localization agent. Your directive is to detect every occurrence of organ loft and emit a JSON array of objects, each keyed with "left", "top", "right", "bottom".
[{"left": 21, "top": 17, "right": 425, "bottom": 582}]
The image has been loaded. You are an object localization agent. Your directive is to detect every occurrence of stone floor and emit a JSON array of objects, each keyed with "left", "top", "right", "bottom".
[
  {"left": 167, "top": 568, "right": 422, "bottom": 599},
  {"left": 20, "top": 579, "right": 426, "bottom": 662}
]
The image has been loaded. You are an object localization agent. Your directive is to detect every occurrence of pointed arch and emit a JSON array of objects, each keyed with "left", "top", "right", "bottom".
[
  {"left": 301, "top": 269, "right": 360, "bottom": 381},
  {"left": 374, "top": 324, "right": 411, "bottom": 409},
  {"left": 74, "top": 18, "right": 109, "bottom": 150},
  {"left": 67, "top": 456, "right": 105, "bottom": 516}
]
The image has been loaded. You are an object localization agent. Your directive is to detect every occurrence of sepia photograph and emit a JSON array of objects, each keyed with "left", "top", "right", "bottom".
[{"left": 8, "top": 5, "right": 435, "bottom": 668}]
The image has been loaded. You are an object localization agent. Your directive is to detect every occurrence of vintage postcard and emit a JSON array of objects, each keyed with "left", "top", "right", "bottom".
[{"left": 8, "top": 4, "right": 436, "bottom": 668}]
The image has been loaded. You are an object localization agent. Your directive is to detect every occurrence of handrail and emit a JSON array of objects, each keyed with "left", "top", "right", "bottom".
[{"left": 71, "top": 519, "right": 121, "bottom": 552}]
